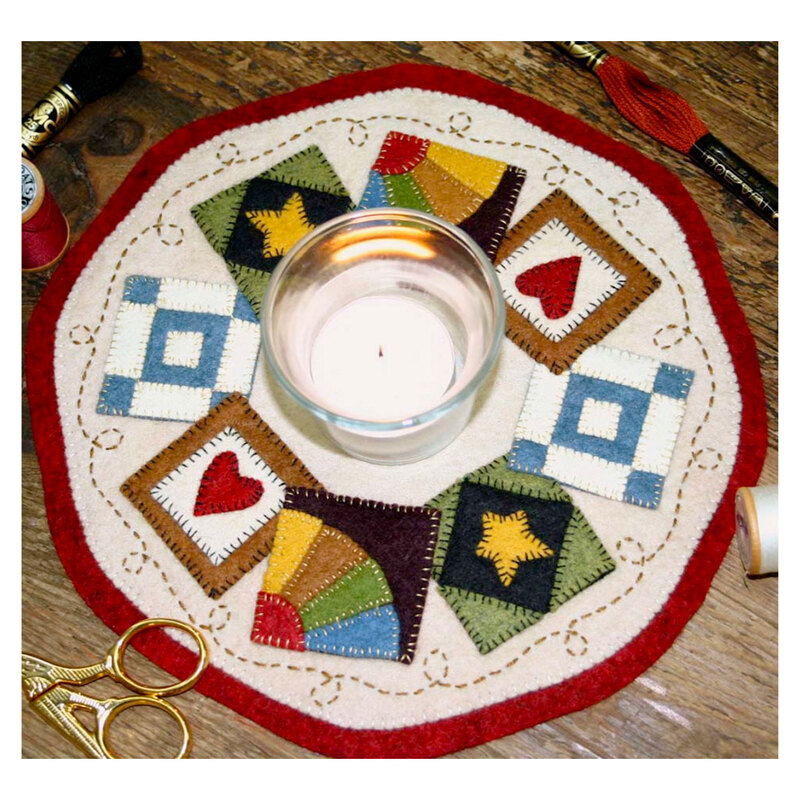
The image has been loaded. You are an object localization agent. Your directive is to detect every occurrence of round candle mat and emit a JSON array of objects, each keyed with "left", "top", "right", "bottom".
[{"left": 26, "top": 65, "right": 767, "bottom": 758}]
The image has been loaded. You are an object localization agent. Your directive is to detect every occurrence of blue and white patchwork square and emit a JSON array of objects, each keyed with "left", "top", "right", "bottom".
[
  {"left": 97, "top": 275, "right": 261, "bottom": 422},
  {"left": 507, "top": 345, "right": 694, "bottom": 509}
]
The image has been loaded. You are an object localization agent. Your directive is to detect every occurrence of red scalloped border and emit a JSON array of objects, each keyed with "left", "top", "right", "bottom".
[{"left": 25, "top": 64, "right": 767, "bottom": 758}]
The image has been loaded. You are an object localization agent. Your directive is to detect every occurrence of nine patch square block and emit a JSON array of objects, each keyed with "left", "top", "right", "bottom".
[
  {"left": 508, "top": 345, "right": 694, "bottom": 509},
  {"left": 121, "top": 393, "right": 323, "bottom": 598},
  {"left": 428, "top": 456, "right": 615, "bottom": 654},
  {"left": 97, "top": 275, "right": 261, "bottom": 423}
]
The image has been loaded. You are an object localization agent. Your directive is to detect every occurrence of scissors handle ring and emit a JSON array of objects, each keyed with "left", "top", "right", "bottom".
[
  {"left": 97, "top": 695, "right": 194, "bottom": 759},
  {"left": 109, "top": 618, "right": 209, "bottom": 698}
]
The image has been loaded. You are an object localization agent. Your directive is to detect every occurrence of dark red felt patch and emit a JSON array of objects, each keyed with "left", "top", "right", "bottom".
[
  {"left": 515, "top": 256, "right": 582, "bottom": 320},
  {"left": 373, "top": 131, "right": 429, "bottom": 175},
  {"left": 194, "top": 451, "right": 264, "bottom": 517},
  {"left": 251, "top": 592, "right": 306, "bottom": 650}
]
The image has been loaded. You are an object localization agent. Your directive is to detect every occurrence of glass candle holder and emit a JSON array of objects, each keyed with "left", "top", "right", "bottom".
[{"left": 260, "top": 208, "right": 505, "bottom": 465}]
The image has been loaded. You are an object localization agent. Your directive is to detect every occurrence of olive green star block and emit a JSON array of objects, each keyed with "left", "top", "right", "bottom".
[
  {"left": 427, "top": 456, "right": 615, "bottom": 654},
  {"left": 191, "top": 145, "right": 353, "bottom": 315}
]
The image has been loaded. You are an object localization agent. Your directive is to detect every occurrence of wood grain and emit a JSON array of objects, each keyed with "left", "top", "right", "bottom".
[{"left": 21, "top": 41, "right": 777, "bottom": 759}]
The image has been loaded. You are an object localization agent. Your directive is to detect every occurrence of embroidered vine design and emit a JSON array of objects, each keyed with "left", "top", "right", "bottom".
[{"left": 69, "top": 109, "right": 724, "bottom": 706}]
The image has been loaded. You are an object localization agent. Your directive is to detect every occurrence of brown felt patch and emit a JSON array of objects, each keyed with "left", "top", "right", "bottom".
[
  {"left": 281, "top": 526, "right": 370, "bottom": 608},
  {"left": 495, "top": 190, "right": 661, "bottom": 374},
  {"left": 120, "top": 392, "right": 324, "bottom": 598},
  {"left": 409, "top": 158, "right": 484, "bottom": 225}
]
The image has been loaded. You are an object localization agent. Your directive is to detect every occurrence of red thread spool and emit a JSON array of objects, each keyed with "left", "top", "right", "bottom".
[{"left": 22, "top": 158, "right": 70, "bottom": 272}]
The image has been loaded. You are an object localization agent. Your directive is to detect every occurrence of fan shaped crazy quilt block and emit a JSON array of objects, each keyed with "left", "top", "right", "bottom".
[
  {"left": 428, "top": 456, "right": 616, "bottom": 654},
  {"left": 358, "top": 131, "right": 526, "bottom": 262},
  {"left": 251, "top": 488, "right": 440, "bottom": 663},
  {"left": 191, "top": 145, "right": 354, "bottom": 314},
  {"left": 507, "top": 345, "right": 694, "bottom": 509}
]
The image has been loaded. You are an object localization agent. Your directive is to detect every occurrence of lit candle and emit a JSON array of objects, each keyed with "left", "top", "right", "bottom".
[{"left": 310, "top": 296, "right": 456, "bottom": 421}]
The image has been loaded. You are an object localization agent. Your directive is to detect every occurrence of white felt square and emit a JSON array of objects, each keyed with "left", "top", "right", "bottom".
[
  {"left": 216, "top": 317, "right": 262, "bottom": 392},
  {"left": 575, "top": 346, "right": 659, "bottom": 392},
  {"left": 150, "top": 426, "right": 287, "bottom": 566},
  {"left": 129, "top": 382, "right": 212, "bottom": 421},
  {"left": 577, "top": 398, "right": 623, "bottom": 440},
  {"left": 103, "top": 302, "right": 157, "bottom": 378},
  {"left": 163, "top": 330, "right": 204, "bottom": 367},
  {"left": 157, "top": 277, "right": 237, "bottom": 315}
]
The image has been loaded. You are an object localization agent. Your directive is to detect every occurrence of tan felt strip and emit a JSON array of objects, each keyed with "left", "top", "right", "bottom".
[
  {"left": 409, "top": 158, "right": 484, "bottom": 225},
  {"left": 282, "top": 526, "right": 369, "bottom": 608},
  {"left": 496, "top": 190, "right": 661, "bottom": 374}
]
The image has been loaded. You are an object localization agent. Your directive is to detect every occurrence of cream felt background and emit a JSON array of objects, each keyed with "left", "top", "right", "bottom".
[{"left": 52, "top": 88, "right": 741, "bottom": 730}]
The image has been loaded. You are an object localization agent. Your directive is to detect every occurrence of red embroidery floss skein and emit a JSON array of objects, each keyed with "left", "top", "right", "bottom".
[{"left": 22, "top": 158, "right": 70, "bottom": 272}]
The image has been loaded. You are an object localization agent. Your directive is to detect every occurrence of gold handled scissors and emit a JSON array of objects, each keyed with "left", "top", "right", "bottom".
[{"left": 21, "top": 618, "right": 209, "bottom": 759}]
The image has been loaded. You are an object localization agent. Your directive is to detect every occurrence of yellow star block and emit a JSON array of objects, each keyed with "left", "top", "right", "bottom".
[
  {"left": 476, "top": 510, "right": 554, "bottom": 587},
  {"left": 246, "top": 192, "right": 315, "bottom": 259}
]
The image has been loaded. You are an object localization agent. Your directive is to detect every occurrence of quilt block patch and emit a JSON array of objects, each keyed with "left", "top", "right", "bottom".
[
  {"left": 120, "top": 393, "right": 324, "bottom": 597},
  {"left": 495, "top": 190, "right": 661, "bottom": 374},
  {"left": 251, "top": 488, "right": 440, "bottom": 663},
  {"left": 428, "top": 456, "right": 615, "bottom": 654},
  {"left": 191, "top": 145, "right": 354, "bottom": 314},
  {"left": 358, "top": 131, "right": 526, "bottom": 262},
  {"left": 507, "top": 346, "right": 694, "bottom": 509},
  {"left": 97, "top": 275, "right": 261, "bottom": 422}
]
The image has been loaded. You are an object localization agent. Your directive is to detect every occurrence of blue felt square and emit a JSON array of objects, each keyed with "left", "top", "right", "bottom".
[
  {"left": 653, "top": 363, "right": 694, "bottom": 400},
  {"left": 233, "top": 290, "right": 259, "bottom": 323},
  {"left": 123, "top": 275, "right": 161, "bottom": 305},
  {"left": 140, "top": 309, "right": 230, "bottom": 388},
  {"left": 210, "top": 390, "right": 232, "bottom": 409},
  {"left": 97, "top": 374, "right": 137, "bottom": 415},
  {"left": 508, "top": 440, "right": 549, "bottom": 473},
  {"left": 623, "top": 470, "right": 665, "bottom": 508},
  {"left": 551, "top": 373, "right": 651, "bottom": 465}
]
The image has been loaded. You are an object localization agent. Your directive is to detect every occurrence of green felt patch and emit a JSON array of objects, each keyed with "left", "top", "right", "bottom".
[
  {"left": 298, "top": 558, "right": 394, "bottom": 631},
  {"left": 438, "top": 585, "right": 542, "bottom": 655},
  {"left": 262, "top": 146, "right": 351, "bottom": 196},
  {"left": 383, "top": 173, "right": 434, "bottom": 214},
  {"left": 191, "top": 181, "right": 248, "bottom": 256},
  {"left": 228, "top": 262, "right": 271, "bottom": 316}
]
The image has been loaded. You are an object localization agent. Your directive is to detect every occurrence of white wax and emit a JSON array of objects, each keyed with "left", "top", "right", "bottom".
[{"left": 310, "top": 296, "right": 455, "bottom": 421}]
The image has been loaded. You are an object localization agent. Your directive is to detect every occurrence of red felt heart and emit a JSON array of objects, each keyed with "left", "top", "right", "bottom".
[
  {"left": 194, "top": 450, "right": 264, "bottom": 516},
  {"left": 515, "top": 255, "right": 581, "bottom": 319}
]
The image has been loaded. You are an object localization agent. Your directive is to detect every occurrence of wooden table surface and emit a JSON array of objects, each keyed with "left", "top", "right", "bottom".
[{"left": 22, "top": 41, "right": 778, "bottom": 759}]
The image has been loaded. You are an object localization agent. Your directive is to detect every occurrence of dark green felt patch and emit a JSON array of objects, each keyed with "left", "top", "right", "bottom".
[
  {"left": 427, "top": 456, "right": 615, "bottom": 654},
  {"left": 191, "top": 145, "right": 354, "bottom": 315}
]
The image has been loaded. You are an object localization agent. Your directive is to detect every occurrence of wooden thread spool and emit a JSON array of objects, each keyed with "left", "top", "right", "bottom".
[
  {"left": 22, "top": 158, "right": 70, "bottom": 272},
  {"left": 735, "top": 485, "right": 778, "bottom": 576}
]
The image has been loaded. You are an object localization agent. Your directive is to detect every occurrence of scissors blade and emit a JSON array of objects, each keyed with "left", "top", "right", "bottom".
[{"left": 21, "top": 653, "right": 58, "bottom": 702}]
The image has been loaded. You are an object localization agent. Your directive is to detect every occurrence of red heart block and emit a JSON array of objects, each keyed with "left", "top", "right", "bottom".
[
  {"left": 515, "top": 255, "right": 582, "bottom": 320},
  {"left": 194, "top": 450, "right": 264, "bottom": 516}
]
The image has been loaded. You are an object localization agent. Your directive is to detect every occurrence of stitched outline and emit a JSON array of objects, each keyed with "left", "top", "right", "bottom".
[{"left": 69, "top": 111, "right": 721, "bottom": 705}]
